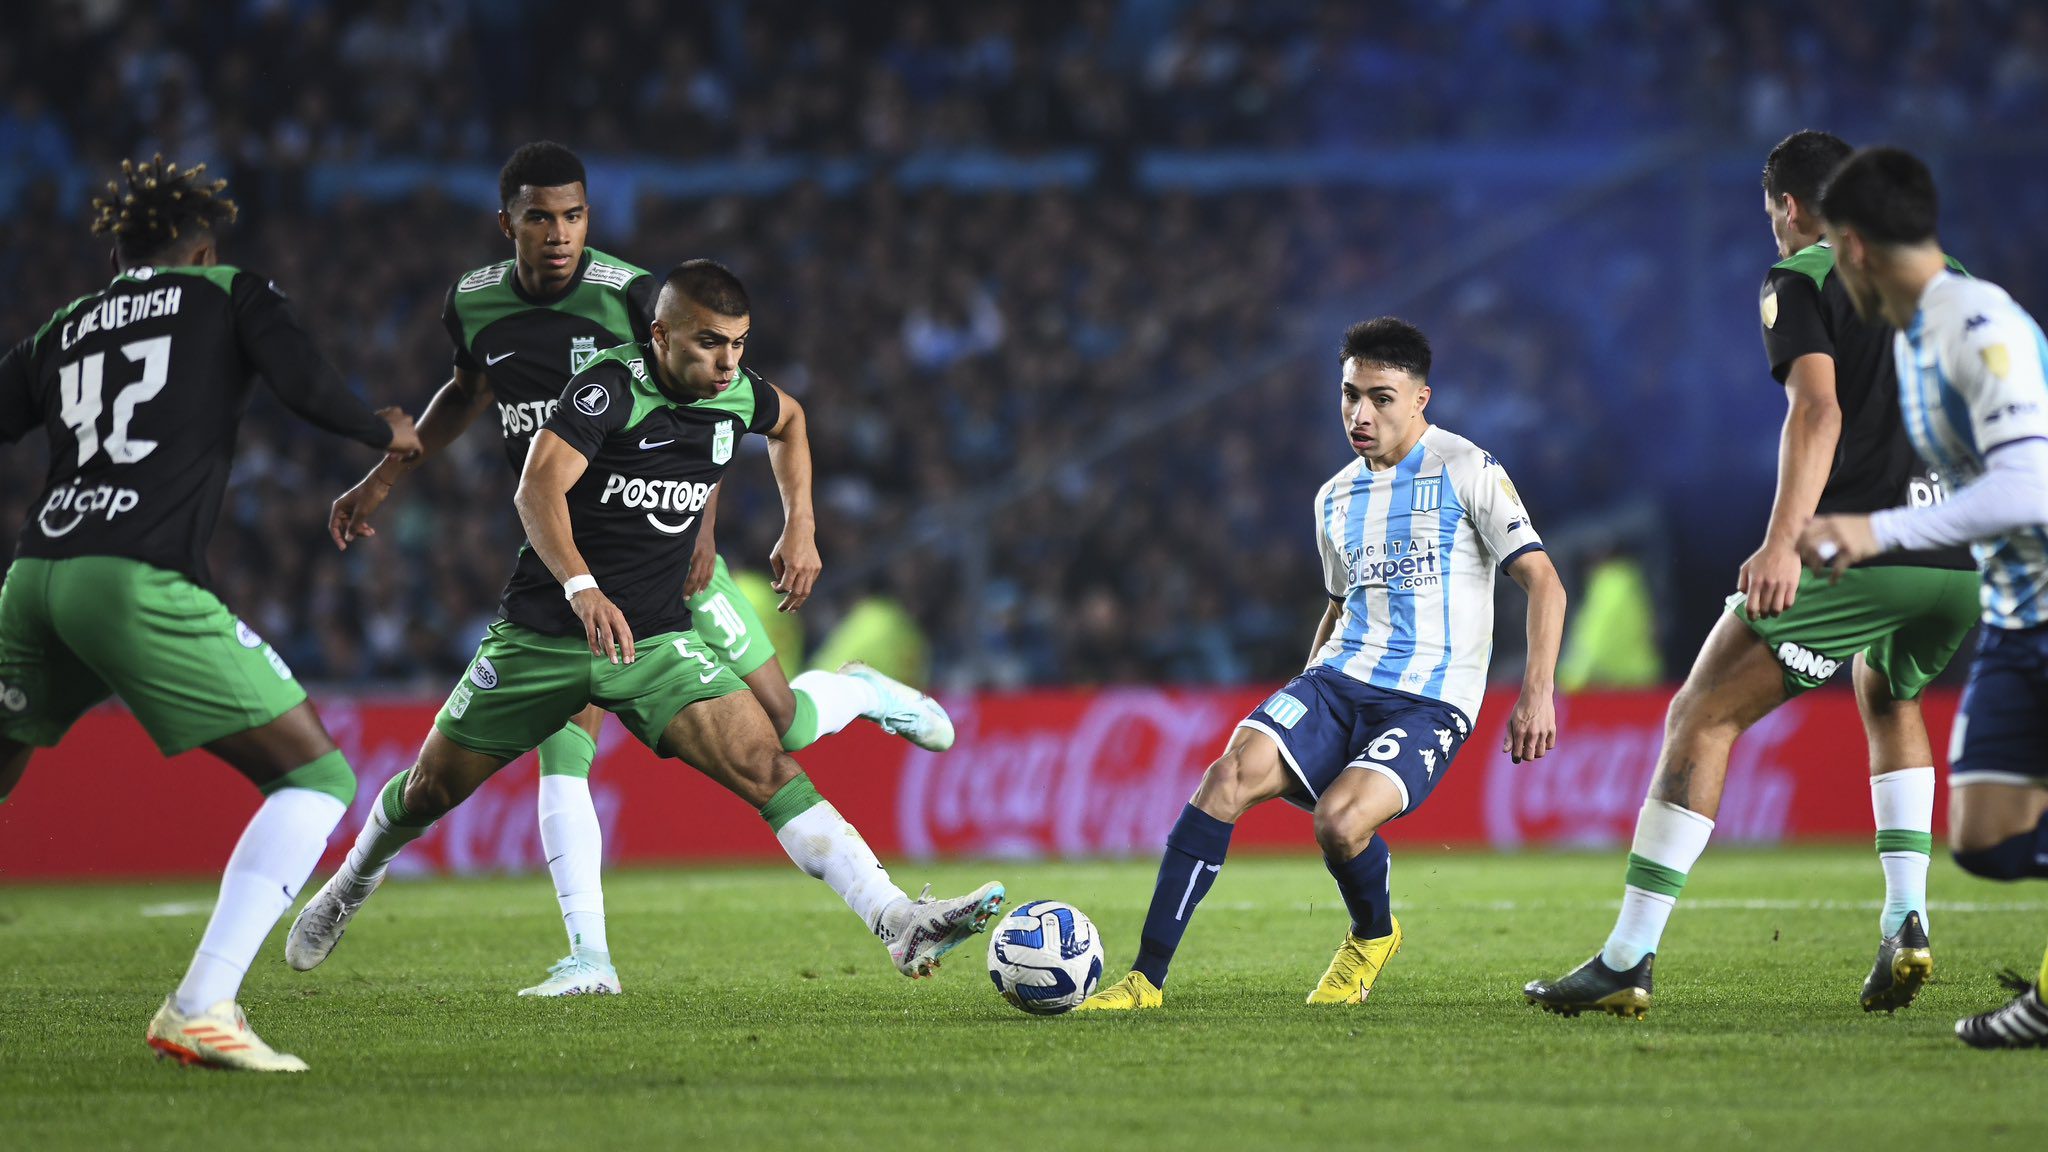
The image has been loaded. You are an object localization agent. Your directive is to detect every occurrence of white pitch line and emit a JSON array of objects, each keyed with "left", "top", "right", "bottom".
[{"left": 139, "top": 901, "right": 215, "bottom": 918}]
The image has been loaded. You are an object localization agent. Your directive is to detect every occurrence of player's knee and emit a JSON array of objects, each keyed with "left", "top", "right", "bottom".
[
  {"left": 739, "top": 750, "right": 803, "bottom": 808},
  {"left": 1951, "top": 838, "right": 2031, "bottom": 881},
  {"left": 1313, "top": 807, "right": 1375, "bottom": 860},
  {"left": 269, "top": 749, "right": 356, "bottom": 806},
  {"left": 1192, "top": 752, "right": 1264, "bottom": 820},
  {"left": 403, "top": 762, "right": 468, "bottom": 820}
]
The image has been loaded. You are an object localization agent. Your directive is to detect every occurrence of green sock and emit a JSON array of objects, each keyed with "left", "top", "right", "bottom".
[
  {"left": 758, "top": 774, "right": 826, "bottom": 832},
  {"left": 537, "top": 723, "right": 598, "bottom": 778},
  {"left": 379, "top": 769, "right": 433, "bottom": 828},
  {"left": 778, "top": 690, "right": 821, "bottom": 753}
]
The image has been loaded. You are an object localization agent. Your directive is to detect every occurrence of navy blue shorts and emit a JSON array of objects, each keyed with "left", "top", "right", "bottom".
[
  {"left": 1237, "top": 664, "right": 1472, "bottom": 816},
  {"left": 1951, "top": 622, "right": 2048, "bottom": 785}
]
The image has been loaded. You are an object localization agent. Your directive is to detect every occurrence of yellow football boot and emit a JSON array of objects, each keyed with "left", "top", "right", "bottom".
[
  {"left": 1075, "top": 970, "right": 1163, "bottom": 1011},
  {"left": 1307, "top": 915, "right": 1402, "bottom": 1005}
]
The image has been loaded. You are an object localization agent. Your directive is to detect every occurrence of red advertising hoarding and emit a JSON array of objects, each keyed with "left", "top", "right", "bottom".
[{"left": 0, "top": 687, "right": 1956, "bottom": 880}]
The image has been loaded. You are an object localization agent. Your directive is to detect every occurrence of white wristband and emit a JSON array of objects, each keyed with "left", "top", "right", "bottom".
[{"left": 562, "top": 574, "right": 599, "bottom": 599}]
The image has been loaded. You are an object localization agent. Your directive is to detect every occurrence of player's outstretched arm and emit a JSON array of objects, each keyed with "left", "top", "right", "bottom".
[
  {"left": 1738, "top": 353, "right": 1841, "bottom": 619},
  {"left": 517, "top": 429, "right": 635, "bottom": 664},
  {"left": 1503, "top": 549, "right": 1565, "bottom": 763},
  {"left": 761, "top": 385, "right": 818, "bottom": 612},
  {"left": 235, "top": 274, "right": 408, "bottom": 452},
  {"left": 329, "top": 367, "right": 494, "bottom": 549}
]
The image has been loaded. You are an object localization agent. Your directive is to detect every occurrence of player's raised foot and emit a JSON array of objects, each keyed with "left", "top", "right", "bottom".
[
  {"left": 881, "top": 881, "right": 1004, "bottom": 978},
  {"left": 1307, "top": 915, "right": 1403, "bottom": 1005},
  {"left": 840, "top": 662, "right": 955, "bottom": 752},
  {"left": 146, "top": 997, "right": 308, "bottom": 1073},
  {"left": 1076, "top": 970, "right": 1164, "bottom": 1012},
  {"left": 283, "top": 872, "right": 380, "bottom": 972},
  {"left": 1955, "top": 970, "right": 2048, "bottom": 1049},
  {"left": 1523, "top": 952, "right": 1654, "bottom": 1020},
  {"left": 518, "top": 953, "right": 622, "bottom": 998},
  {"left": 1861, "top": 910, "right": 1933, "bottom": 1013}
]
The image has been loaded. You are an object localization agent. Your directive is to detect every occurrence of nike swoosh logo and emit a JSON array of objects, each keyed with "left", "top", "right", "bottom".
[
  {"left": 486, "top": 351, "right": 516, "bottom": 365},
  {"left": 698, "top": 669, "right": 721, "bottom": 684},
  {"left": 638, "top": 438, "right": 674, "bottom": 450}
]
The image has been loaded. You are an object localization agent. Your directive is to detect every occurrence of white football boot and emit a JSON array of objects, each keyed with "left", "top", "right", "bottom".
[
  {"left": 517, "top": 954, "right": 622, "bottom": 997},
  {"left": 840, "top": 662, "right": 956, "bottom": 752},
  {"left": 146, "top": 997, "right": 309, "bottom": 1072},
  {"left": 880, "top": 882, "right": 1006, "bottom": 978},
  {"left": 283, "top": 873, "right": 380, "bottom": 971}
]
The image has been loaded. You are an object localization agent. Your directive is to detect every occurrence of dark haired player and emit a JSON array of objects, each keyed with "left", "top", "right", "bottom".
[
  {"left": 1801, "top": 146, "right": 2048, "bottom": 1048},
  {"left": 290, "top": 261, "right": 1003, "bottom": 986},
  {"left": 0, "top": 157, "right": 420, "bottom": 1070},
  {"left": 323, "top": 143, "right": 952, "bottom": 997},
  {"left": 1080, "top": 318, "right": 1565, "bottom": 1011},
  {"left": 1525, "top": 131, "right": 1978, "bottom": 1020}
]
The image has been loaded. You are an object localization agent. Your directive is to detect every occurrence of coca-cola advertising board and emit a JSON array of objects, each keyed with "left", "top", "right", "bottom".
[{"left": 0, "top": 687, "right": 1955, "bottom": 880}]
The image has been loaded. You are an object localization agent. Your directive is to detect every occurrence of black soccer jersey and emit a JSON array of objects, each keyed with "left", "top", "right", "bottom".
[
  {"left": 1759, "top": 244, "right": 1973, "bottom": 571},
  {"left": 497, "top": 344, "right": 781, "bottom": 638},
  {"left": 441, "top": 247, "right": 655, "bottom": 472},
  {"left": 0, "top": 265, "right": 392, "bottom": 586}
]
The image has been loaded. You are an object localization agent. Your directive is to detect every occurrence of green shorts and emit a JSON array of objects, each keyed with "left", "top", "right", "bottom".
[
  {"left": 0, "top": 556, "right": 307, "bottom": 755},
  {"left": 1726, "top": 565, "right": 1979, "bottom": 698},
  {"left": 435, "top": 618, "right": 749, "bottom": 761},
  {"left": 687, "top": 555, "right": 776, "bottom": 679}
]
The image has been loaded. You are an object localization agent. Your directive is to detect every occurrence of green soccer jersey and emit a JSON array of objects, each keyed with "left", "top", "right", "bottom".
[
  {"left": 1, "top": 265, "right": 392, "bottom": 587},
  {"left": 496, "top": 344, "right": 782, "bottom": 638},
  {"left": 439, "top": 248, "right": 655, "bottom": 471}
]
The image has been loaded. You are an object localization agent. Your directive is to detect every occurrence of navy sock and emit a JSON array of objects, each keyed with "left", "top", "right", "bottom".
[
  {"left": 1953, "top": 812, "right": 2048, "bottom": 880},
  {"left": 1325, "top": 835, "right": 1393, "bottom": 938},
  {"left": 1132, "top": 804, "right": 1233, "bottom": 987}
]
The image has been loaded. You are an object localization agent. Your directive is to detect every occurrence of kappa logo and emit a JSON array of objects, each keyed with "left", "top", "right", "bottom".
[
  {"left": 712, "top": 418, "right": 735, "bottom": 465},
  {"left": 574, "top": 382, "right": 610, "bottom": 417},
  {"left": 1263, "top": 691, "right": 1309, "bottom": 730},
  {"left": 570, "top": 335, "right": 598, "bottom": 374},
  {"left": 234, "top": 619, "right": 265, "bottom": 649},
  {"left": 470, "top": 656, "right": 500, "bottom": 690}
]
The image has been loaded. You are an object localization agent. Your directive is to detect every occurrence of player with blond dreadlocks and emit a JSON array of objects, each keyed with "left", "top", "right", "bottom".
[{"left": 0, "top": 156, "right": 421, "bottom": 1071}]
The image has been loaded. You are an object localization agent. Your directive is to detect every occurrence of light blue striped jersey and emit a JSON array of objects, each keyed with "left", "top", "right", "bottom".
[
  {"left": 1311, "top": 425, "right": 1545, "bottom": 720},
  {"left": 1895, "top": 270, "right": 2048, "bottom": 629}
]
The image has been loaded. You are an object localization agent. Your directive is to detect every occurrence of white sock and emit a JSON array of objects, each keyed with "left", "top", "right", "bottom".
[
  {"left": 174, "top": 789, "right": 346, "bottom": 1016},
  {"left": 1872, "top": 766, "right": 1935, "bottom": 935},
  {"left": 792, "top": 670, "right": 881, "bottom": 732},
  {"left": 773, "top": 799, "right": 908, "bottom": 933},
  {"left": 336, "top": 792, "right": 429, "bottom": 899},
  {"left": 538, "top": 774, "right": 609, "bottom": 955},
  {"left": 1602, "top": 799, "right": 1715, "bottom": 971}
]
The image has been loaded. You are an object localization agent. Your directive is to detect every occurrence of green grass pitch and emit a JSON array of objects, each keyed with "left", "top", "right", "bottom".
[{"left": 3, "top": 847, "right": 2045, "bottom": 1150}]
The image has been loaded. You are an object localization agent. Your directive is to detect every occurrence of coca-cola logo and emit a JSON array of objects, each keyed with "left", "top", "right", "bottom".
[
  {"left": 898, "top": 689, "right": 1231, "bottom": 859},
  {"left": 1483, "top": 696, "right": 1796, "bottom": 847},
  {"left": 322, "top": 703, "right": 625, "bottom": 875}
]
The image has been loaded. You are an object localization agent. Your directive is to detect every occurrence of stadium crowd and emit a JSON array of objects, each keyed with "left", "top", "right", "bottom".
[{"left": 4, "top": 0, "right": 2048, "bottom": 690}]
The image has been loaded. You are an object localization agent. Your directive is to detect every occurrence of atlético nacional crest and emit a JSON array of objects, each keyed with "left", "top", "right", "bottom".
[
  {"left": 570, "top": 335, "right": 598, "bottom": 373},
  {"left": 712, "top": 419, "right": 735, "bottom": 465}
]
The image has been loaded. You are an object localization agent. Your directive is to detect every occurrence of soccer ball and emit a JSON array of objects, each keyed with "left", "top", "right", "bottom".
[{"left": 987, "top": 899, "right": 1104, "bottom": 1015}]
